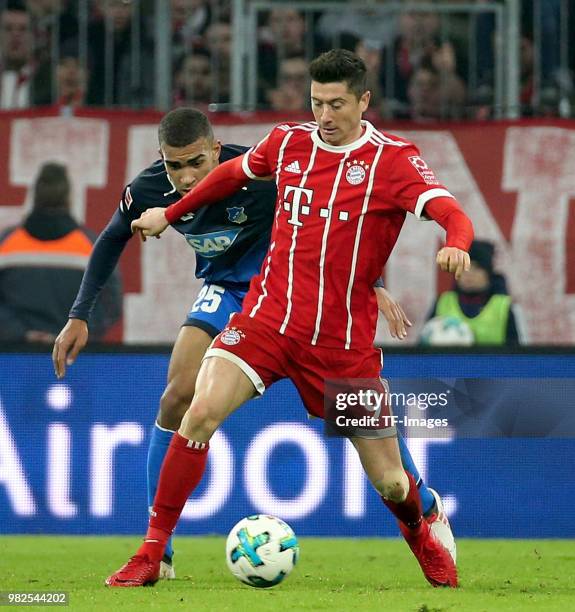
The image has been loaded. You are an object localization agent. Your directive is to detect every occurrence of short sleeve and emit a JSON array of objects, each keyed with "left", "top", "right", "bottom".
[
  {"left": 242, "top": 124, "right": 293, "bottom": 179},
  {"left": 386, "top": 145, "right": 455, "bottom": 219}
]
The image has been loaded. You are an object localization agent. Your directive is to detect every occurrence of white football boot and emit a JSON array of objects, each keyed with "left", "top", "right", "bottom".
[
  {"left": 159, "top": 555, "right": 176, "bottom": 580},
  {"left": 426, "top": 488, "right": 457, "bottom": 563}
]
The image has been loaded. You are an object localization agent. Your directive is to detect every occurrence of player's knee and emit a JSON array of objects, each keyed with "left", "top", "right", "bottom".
[
  {"left": 159, "top": 377, "right": 197, "bottom": 428},
  {"left": 375, "top": 469, "right": 409, "bottom": 503},
  {"left": 181, "top": 396, "right": 223, "bottom": 439}
]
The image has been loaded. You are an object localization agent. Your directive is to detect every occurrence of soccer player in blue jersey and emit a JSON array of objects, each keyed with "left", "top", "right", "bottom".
[{"left": 52, "top": 108, "right": 453, "bottom": 579}]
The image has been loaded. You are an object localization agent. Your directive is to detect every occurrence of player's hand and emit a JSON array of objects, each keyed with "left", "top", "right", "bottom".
[
  {"left": 375, "top": 287, "right": 412, "bottom": 340},
  {"left": 130, "top": 207, "right": 168, "bottom": 241},
  {"left": 52, "top": 319, "right": 89, "bottom": 379},
  {"left": 436, "top": 247, "right": 470, "bottom": 280}
]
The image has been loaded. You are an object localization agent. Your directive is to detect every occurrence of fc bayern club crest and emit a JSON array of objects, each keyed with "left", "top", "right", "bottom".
[
  {"left": 220, "top": 327, "right": 245, "bottom": 346},
  {"left": 345, "top": 159, "right": 369, "bottom": 185}
]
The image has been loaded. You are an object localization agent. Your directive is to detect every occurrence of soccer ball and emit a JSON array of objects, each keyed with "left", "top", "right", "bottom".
[
  {"left": 420, "top": 315, "right": 475, "bottom": 346},
  {"left": 225, "top": 514, "right": 299, "bottom": 588}
]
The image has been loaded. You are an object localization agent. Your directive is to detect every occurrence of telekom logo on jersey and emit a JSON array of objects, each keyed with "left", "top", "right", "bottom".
[
  {"left": 283, "top": 185, "right": 351, "bottom": 226},
  {"left": 283, "top": 185, "right": 314, "bottom": 227}
]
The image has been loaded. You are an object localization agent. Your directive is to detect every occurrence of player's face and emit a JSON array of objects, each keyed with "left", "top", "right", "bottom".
[
  {"left": 456, "top": 262, "right": 490, "bottom": 292},
  {"left": 310, "top": 81, "right": 370, "bottom": 147},
  {"left": 160, "top": 138, "right": 221, "bottom": 196}
]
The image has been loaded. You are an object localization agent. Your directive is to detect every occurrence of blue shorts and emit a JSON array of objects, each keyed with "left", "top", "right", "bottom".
[{"left": 184, "top": 283, "right": 248, "bottom": 338}]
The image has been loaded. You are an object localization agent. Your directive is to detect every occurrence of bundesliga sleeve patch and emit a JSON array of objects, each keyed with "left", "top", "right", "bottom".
[
  {"left": 408, "top": 156, "right": 440, "bottom": 185},
  {"left": 120, "top": 186, "right": 133, "bottom": 212}
]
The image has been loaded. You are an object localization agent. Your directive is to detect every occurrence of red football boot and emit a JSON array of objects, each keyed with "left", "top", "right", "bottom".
[
  {"left": 105, "top": 554, "right": 160, "bottom": 587},
  {"left": 400, "top": 520, "right": 458, "bottom": 588}
]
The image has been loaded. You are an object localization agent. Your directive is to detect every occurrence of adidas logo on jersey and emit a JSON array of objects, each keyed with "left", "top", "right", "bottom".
[{"left": 284, "top": 160, "right": 301, "bottom": 174}]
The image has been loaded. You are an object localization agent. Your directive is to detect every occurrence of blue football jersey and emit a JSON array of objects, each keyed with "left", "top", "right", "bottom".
[{"left": 119, "top": 145, "right": 276, "bottom": 287}]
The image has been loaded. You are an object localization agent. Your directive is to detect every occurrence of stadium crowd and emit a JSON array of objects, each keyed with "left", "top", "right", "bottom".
[{"left": 0, "top": 0, "right": 572, "bottom": 118}]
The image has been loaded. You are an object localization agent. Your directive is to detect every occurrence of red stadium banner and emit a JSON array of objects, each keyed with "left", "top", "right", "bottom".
[{"left": 0, "top": 109, "right": 573, "bottom": 345}]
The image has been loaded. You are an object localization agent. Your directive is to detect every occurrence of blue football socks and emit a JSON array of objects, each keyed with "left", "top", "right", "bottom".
[
  {"left": 147, "top": 422, "right": 175, "bottom": 560},
  {"left": 397, "top": 433, "right": 435, "bottom": 516}
]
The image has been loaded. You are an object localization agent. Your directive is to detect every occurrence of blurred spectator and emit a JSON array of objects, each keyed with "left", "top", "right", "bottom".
[
  {"left": 25, "top": 0, "right": 78, "bottom": 61},
  {"left": 267, "top": 56, "right": 309, "bottom": 112},
  {"left": 87, "top": 0, "right": 154, "bottom": 107},
  {"left": 0, "top": 163, "right": 122, "bottom": 343},
  {"left": 380, "top": 11, "right": 438, "bottom": 114},
  {"left": 524, "top": 0, "right": 561, "bottom": 87},
  {"left": 316, "top": 2, "right": 396, "bottom": 53},
  {"left": 173, "top": 49, "right": 212, "bottom": 110},
  {"left": 519, "top": 33, "right": 535, "bottom": 116},
  {"left": 570, "top": 2, "right": 575, "bottom": 88},
  {"left": 204, "top": 20, "right": 231, "bottom": 104},
  {"left": 0, "top": 0, "right": 50, "bottom": 108},
  {"left": 381, "top": 10, "right": 467, "bottom": 118},
  {"left": 266, "top": 8, "right": 306, "bottom": 56},
  {"left": 55, "top": 46, "right": 87, "bottom": 109},
  {"left": 519, "top": 0, "right": 571, "bottom": 116},
  {"left": 407, "top": 58, "right": 466, "bottom": 121},
  {"left": 426, "top": 240, "right": 522, "bottom": 345},
  {"left": 258, "top": 9, "right": 307, "bottom": 103},
  {"left": 354, "top": 39, "right": 384, "bottom": 116},
  {"left": 171, "top": 0, "right": 205, "bottom": 33},
  {"left": 171, "top": 0, "right": 211, "bottom": 51}
]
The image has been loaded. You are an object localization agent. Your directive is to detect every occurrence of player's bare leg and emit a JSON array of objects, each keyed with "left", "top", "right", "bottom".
[
  {"left": 106, "top": 356, "right": 256, "bottom": 587},
  {"left": 158, "top": 325, "right": 213, "bottom": 430},
  {"left": 351, "top": 435, "right": 408, "bottom": 502},
  {"left": 147, "top": 325, "right": 213, "bottom": 579},
  {"left": 352, "top": 436, "right": 458, "bottom": 587}
]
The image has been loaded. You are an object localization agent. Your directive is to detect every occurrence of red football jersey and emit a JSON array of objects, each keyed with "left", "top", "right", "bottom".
[{"left": 241, "top": 120, "right": 455, "bottom": 349}]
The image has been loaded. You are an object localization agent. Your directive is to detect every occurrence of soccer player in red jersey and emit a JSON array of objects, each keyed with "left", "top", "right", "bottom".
[{"left": 109, "top": 49, "right": 472, "bottom": 588}]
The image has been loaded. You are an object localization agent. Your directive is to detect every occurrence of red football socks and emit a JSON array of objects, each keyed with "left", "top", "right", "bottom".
[
  {"left": 382, "top": 471, "right": 423, "bottom": 530},
  {"left": 139, "top": 432, "right": 209, "bottom": 560}
]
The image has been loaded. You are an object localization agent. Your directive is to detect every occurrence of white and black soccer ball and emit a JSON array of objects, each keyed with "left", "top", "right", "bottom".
[
  {"left": 225, "top": 514, "right": 299, "bottom": 588},
  {"left": 420, "top": 316, "right": 475, "bottom": 346}
]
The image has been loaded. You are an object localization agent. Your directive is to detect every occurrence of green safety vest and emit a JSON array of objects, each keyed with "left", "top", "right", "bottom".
[{"left": 435, "top": 291, "right": 511, "bottom": 345}]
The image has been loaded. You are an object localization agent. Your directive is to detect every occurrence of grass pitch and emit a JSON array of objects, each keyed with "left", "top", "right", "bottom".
[{"left": 2, "top": 536, "right": 574, "bottom": 611}]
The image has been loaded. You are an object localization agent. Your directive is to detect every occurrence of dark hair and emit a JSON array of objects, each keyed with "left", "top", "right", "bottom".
[
  {"left": 158, "top": 107, "right": 213, "bottom": 148},
  {"left": 469, "top": 240, "right": 495, "bottom": 274},
  {"left": 33, "top": 163, "right": 70, "bottom": 211},
  {"left": 309, "top": 49, "right": 367, "bottom": 99},
  {"left": 414, "top": 56, "right": 439, "bottom": 78},
  {"left": 4, "top": 0, "right": 27, "bottom": 12},
  {"left": 3, "top": 0, "right": 27, "bottom": 13}
]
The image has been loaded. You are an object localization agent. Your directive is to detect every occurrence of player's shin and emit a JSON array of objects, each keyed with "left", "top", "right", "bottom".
[
  {"left": 138, "top": 432, "right": 209, "bottom": 561},
  {"left": 147, "top": 422, "right": 176, "bottom": 560},
  {"left": 381, "top": 471, "right": 423, "bottom": 530},
  {"left": 396, "top": 433, "right": 435, "bottom": 516}
]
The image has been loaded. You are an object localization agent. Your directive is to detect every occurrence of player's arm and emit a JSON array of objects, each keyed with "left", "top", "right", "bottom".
[
  {"left": 52, "top": 209, "right": 132, "bottom": 378},
  {"left": 130, "top": 155, "right": 251, "bottom": 238},
  {"left": 131, "top": 129, "right": 281, "bottom": 238},
  {"left": 388, "top": 146, "right": 474, "bottom": 280},
  {"left": 374, "top": 283, "right": 413, "bottom": 340},
  {"left": 424, "top": 197, "right": 473, "bottom": 280}
]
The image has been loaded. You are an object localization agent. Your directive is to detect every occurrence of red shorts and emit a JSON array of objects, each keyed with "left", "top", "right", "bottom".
[{"left": 205, "top": 312, "right": 386, "bottom": 421}]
